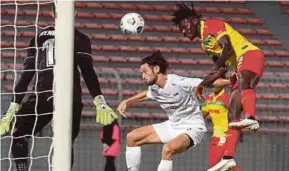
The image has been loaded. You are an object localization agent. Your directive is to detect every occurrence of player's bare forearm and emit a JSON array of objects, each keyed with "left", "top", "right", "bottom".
[
  {"left": 124, "top": 91, "right": 149, "bottom": 105},
  {"left": 212, "top": 78, "right": 231, "bottom": 88},
  {"left": 214, "top": 35, "right": 234, "bottom": 70},
  {"left": 199, "top": 67, "right": 227, "bottom": 87}
]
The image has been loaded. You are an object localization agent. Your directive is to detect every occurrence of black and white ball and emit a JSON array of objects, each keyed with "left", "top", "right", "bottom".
[{"left": 120, "top": 13, "right": 145, "bottom": 35}]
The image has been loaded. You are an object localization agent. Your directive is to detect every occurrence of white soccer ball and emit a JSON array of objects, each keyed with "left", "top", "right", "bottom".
[{"left": 120, "top": 13, "right": 145, "bottom": 35}]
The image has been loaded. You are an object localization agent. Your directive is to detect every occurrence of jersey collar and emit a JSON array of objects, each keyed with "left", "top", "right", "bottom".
[{"left": 212, "top": 89, "right": 225, "bottom": 101}]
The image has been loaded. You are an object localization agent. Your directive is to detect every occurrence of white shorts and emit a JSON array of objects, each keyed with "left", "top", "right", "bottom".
[{"left": 152, "top": 120, "right": 206, "bottom": 147}]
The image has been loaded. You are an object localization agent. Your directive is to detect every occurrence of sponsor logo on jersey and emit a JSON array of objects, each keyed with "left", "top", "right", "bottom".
[{"left": 39, "top": 30, "right": 55, "bottom": 37}]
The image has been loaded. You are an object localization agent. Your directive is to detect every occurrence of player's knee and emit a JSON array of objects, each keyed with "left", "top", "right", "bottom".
[
  {"left": 228, "top": 90, "right": 242, "bottom": 120},
  {"left": 12, "top": 137, "right": 28, "bottom": 156},
  {"left": 12, "top": 137, "right": 27, "bottom": 148},
  {"left": 238, "top": 77, "right": 248, "bottom": 90},
  {"left": 229, "top": 104, "right": 241, "bottom": 120},
  {"left": 126, "top": 130, "right": 138, "bottom": 146},
  {"left": 239, "top": 73, "right": 255, "bottom": 90},
  {"left": 162, "top": 143, "right": 176, "bottom": 160}
]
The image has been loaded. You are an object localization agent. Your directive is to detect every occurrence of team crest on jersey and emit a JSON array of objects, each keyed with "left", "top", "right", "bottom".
[{"left": 202, "top": 35, "right": 222, "bottom": 56}]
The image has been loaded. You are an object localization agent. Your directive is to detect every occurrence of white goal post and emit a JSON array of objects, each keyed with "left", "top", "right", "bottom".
[{"left": 53, "top": 1, "right": 75, "bottom": 171}]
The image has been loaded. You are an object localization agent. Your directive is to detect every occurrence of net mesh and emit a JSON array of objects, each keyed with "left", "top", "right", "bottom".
[
  {"left": 1, "top": 1, "right": 289, "bottom": 171},
  {"left": 1, "top": 1, "right": 54, "bottom": 171}
]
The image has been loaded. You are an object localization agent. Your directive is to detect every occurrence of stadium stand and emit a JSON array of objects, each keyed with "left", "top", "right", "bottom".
[{"left": 1, "top": 1, "right": 289, "bottom": 171}]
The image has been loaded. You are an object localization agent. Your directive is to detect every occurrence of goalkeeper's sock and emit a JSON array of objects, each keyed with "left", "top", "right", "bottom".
[
  {"left": 157, "top": 160, "right": 173, "bottom": 171},
  {"left": 241, "top": 89, "right": 256, "bottom": 118},
  {"left": 224, "top": 126, "right": 240, "bottom": 157},
  {"left": 12, "top": 137, "right": 29, "bottom": 171},
  {"left": 105, "top": 156, "right": 116, "bottom": 171},
  {"left": 126, "top": 146, "right": 141, "bottom": 171}
]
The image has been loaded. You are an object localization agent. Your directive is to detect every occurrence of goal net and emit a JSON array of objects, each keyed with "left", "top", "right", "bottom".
[{"left": 1, "top": 1, "right": 74, "bottom": 171}]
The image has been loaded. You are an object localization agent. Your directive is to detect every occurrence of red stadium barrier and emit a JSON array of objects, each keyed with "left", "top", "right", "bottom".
[
  {"left": 81, "top": 110, "right": 289, "bottom": 125},
  {"left": 75, "top": 2, "right": 250, "bottom": 13},
  {"left": 0, "top": 19, "right": 273, "bottom": 36},
  {"left": 1, "top": 30, "right": 282, "bottom": 46}
]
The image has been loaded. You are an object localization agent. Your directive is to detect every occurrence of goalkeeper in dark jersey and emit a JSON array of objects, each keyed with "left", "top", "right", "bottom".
[{"left": 0, "top": 4, "right": 118, "bottom": 171}]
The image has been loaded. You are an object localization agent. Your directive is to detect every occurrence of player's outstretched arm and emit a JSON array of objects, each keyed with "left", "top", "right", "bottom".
[
  {"left": 117, "top": 91, "right": 149, "bottom": 117},
  {"left": 76, "top": 34, "right": 118, "bottom": 125},
  {"left": 194, "top": 67, "right": 228, "bottom": 101},
  {"left": 1, "top": 39, "right": 36, "bottom": 135},
  {"left": 212, "top": 78, "right": 231, "bottom": 88},
  {"left": 200, "top": 67, "right": 228, "bottom": 87}
]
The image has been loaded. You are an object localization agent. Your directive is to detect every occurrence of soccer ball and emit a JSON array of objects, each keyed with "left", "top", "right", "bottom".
[{"left": 120, "top": 13, "right": 145, "bottom": 35}]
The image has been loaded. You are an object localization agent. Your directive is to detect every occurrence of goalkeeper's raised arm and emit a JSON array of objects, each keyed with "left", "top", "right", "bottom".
[{"left": 75, "top": 30, "right": 118, "bottom": 125}]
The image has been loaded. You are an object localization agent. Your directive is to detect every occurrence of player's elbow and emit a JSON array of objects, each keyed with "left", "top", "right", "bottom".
[{"left": 126, "top": 130, "right": 139, "bottom": 147}]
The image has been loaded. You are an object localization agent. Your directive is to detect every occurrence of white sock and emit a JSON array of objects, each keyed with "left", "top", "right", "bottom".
[
  {"left": 157, "top": 160, "right": 173, "bottom": 171},
  {"left": 126, "top": 146, "right": 141, "bottom": 171}
]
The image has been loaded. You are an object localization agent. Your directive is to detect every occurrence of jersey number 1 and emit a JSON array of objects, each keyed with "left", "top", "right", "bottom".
[{"left": 43, "top": 39, "right": 55, "bottom": 67}]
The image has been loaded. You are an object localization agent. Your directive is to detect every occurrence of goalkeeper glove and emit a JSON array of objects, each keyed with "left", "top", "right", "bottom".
[
  {"left": 1, "top": 102, "right": 19, "bottom": 135},
  {"left": 94, "top": 95, "right": 119, "bottom": 126}
]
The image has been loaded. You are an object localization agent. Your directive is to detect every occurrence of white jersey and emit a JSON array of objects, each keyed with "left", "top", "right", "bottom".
[{"left": 147, "top": 74, "right": 206, "bottom": 129}]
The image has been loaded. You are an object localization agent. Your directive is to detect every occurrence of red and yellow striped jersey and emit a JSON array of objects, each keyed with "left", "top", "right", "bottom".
[
  {"left": 200, "top": 19, "right": 259, "bottom": 71},
  {"left": 202, "top": 89, "right": 229, "bottom": 137}
]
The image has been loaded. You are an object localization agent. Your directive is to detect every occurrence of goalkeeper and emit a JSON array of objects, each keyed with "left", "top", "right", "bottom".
[{"left": 0, "top": 3, "right": 118, "bottom": 171}]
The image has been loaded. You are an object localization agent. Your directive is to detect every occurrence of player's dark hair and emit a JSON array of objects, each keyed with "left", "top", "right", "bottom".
[
  {"left": 141, "top": 50, "right": 169, "bottom": 74},
  {"left": 172, "top": 2, "right": 202, "bottom": 25}
]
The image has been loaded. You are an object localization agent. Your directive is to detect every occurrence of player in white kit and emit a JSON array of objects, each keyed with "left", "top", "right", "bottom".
[{"left": 117, "top": 51, "right": 226, "bottom": 171}]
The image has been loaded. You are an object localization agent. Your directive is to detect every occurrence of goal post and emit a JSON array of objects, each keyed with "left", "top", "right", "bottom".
[{"left": 53, "top": 1, "right": 75, "bottom": 171}]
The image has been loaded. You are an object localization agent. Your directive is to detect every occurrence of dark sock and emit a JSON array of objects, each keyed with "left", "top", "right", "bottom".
[
  {"left": 12, "top": 137, "right": 29, "bottom": 171},
  {"left": 223, "top": 156, "right": 233, "bottom": 160},
  {"left": 247, "top": 116, "right": 256, "bottom": 120},
  {"left": 105, "top": 156, "right": 116, "bottom": 171}
]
